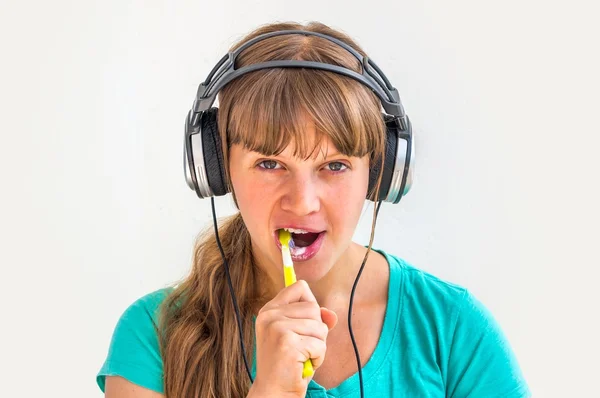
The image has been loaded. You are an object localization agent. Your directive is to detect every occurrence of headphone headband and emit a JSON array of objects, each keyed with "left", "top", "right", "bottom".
[
  {"left": 190, "top": 30, "right": 408, "bottom": 130},
  {"left": 184, "top": 29, "right": 414, "bottom": 204}
]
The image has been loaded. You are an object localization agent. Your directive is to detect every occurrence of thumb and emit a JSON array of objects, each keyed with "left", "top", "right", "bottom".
[{"left": 320, "top": 307, "right": 338, "bottom": 331}]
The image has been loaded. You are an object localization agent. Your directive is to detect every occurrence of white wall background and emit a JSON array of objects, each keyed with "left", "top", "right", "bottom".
[{"left": 1, "top": 0, "right": 598, "bottom": 396}]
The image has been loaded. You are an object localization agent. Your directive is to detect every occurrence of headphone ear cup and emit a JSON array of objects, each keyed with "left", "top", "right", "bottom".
[
  {"left": 368, "top": 114, "right": 398, "bottom": 201},
  {"left": 200, "top": 107, "right": 229, "bottom": 196}
]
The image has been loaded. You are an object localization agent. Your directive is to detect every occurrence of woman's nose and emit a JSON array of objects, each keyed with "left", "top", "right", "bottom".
[{"left": 280, "top": 174, "right": 321, "bottom": 216}]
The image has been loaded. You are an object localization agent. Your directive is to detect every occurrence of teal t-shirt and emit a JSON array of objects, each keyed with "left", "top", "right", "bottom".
[{"left": 97, "top": 250, "right": 530, "bottom": 397}]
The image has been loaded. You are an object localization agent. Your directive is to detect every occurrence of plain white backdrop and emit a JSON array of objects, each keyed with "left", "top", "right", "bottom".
[{"left": 1, "top": 0, "right": 598, "bottom": 396}]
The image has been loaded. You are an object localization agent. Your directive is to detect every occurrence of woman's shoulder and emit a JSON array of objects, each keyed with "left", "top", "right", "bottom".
[
  {"left": 97, "top": 287, "right": 173, "bottom": 394},
  {"left": 113, "top": 287, "right": 174, "bottom": 332},
  {"left": 124, "top": 287, "right": 173, "bottom": 319},
  {"left": 378, "top": 250, "right": 531, "bottom": 396},
  {"left": 378, "top": 249, "right": 469, "bottom": 306}
]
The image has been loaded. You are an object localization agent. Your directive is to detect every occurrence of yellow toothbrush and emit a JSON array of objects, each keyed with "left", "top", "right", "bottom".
[{"left": 278, "top": 229, "right": 315, "bottom": 379}]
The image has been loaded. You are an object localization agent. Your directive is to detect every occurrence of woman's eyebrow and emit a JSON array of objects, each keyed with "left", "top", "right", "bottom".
[{"left": 247, "top": 145, "right": 347, "bottom": 160}]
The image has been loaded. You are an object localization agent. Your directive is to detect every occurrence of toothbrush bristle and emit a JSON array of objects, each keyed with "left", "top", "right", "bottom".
[{"left": 279, "top": 229, "right": 294, "bottom": 249}]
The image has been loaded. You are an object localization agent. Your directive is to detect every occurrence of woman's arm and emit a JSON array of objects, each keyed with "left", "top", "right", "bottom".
[{"left": 104, "top": 376, "right": 165, "bottom": 398}]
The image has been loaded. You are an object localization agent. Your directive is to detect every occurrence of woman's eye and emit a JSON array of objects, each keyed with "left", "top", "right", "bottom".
[
  {"left": 327, "top": 161, "right": 348, "bottom": 172},
  {"left": 257, "top": 160, "right": 281, "bottom": 170},
  {"left": 257, "top": 160, "right": 348, "bottom": 172}
]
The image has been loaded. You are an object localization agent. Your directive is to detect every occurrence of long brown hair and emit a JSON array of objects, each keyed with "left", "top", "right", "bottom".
[{"left": 160, "top": 21, "right": 387, "bottom": 397}]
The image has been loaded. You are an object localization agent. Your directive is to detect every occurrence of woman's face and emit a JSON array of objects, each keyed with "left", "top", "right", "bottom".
[{"left": 228, "top": 117, "right": 370, "bottom": 283}]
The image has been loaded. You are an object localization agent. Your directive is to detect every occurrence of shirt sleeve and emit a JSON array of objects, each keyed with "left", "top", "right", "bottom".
[
  {"left": 446, "top": 290, "right": 531, "bottom": 398},
  {"left": 96, "top": 290, "right": 167, "bottom": 394}
]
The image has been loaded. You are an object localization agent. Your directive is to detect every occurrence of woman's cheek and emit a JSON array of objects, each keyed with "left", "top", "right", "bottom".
[{"left": 239, "top": 179, "right": 275, "bottom": 215}]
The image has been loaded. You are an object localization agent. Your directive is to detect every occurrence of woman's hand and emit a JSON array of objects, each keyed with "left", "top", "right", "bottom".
[{"left": 250, "top": 280, "right": 338, "bottom": 398}]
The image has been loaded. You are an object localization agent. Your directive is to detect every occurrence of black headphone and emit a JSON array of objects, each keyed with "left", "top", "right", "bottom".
[{"left": 183, "top": 30, "right": 415, "bottom": 203}]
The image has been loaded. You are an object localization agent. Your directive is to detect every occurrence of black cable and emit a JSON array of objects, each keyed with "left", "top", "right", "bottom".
[
  {"left": 211, "top": 197, "right": 254, "bottom": 383},
  {"left": 348, "top": 199, "right": 383, "bottom": 398}
]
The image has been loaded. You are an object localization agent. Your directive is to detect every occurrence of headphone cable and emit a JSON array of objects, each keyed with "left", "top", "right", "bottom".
[
  {"left": 348, "top": 199, "right": 383, "bottom": 398},
  {"left": 211, "top": 197, "right": 254, "bottom": 383}
]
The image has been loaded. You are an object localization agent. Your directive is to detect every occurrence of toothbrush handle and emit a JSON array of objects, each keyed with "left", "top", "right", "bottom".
[
  {"left": 302, "top": 358, "right": 314, "bottom": 378},
  {"left": 282, "top": 265, "right": 315, "bottom": 378},
  {"left": 283, "top": 265, "right": 297, "bottom": 288}
]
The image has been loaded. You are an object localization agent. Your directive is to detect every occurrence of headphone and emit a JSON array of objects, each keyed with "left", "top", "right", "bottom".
[{"left": 183, "top": 30, "right": 415, "bottom": 204}]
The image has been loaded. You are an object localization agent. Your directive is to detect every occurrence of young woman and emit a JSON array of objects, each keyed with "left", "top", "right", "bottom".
[{"left": 97, "top": 21, "right": 530, "bottom": 398}]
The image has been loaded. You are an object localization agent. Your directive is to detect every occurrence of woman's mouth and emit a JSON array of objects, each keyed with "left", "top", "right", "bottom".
[{"left": 274, "top": 228, "right": 326, "bottom": 262}]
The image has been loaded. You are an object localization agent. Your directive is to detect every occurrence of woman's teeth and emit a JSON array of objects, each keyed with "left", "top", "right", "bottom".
[
  {"left": 280, "top": 228, "right": 320, "bottom": 248},
  {"left": 283, "top": 227, "right": 309, "bottom": 234}
]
